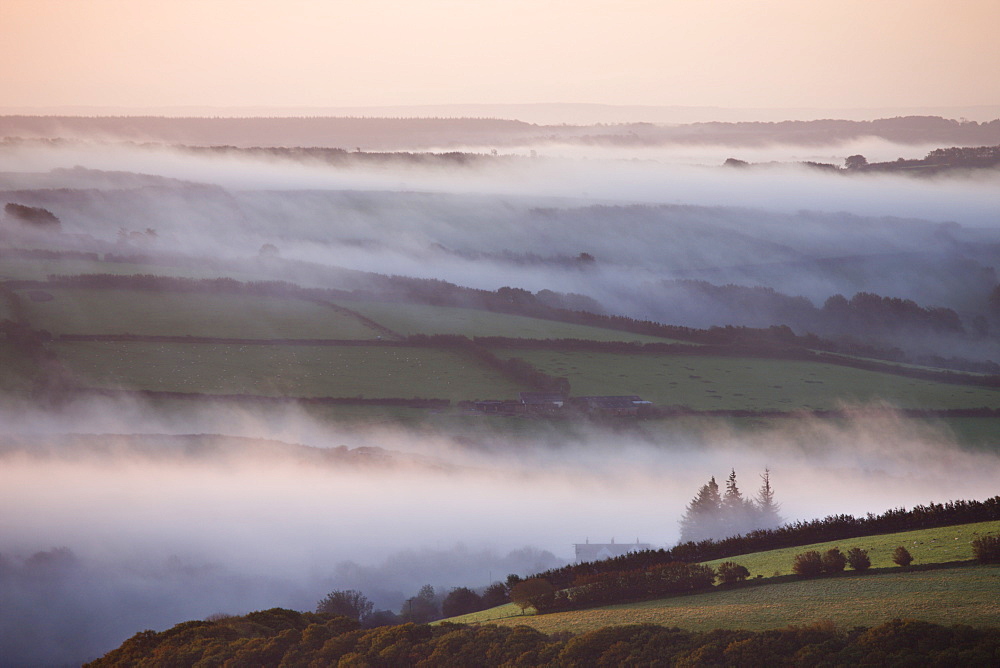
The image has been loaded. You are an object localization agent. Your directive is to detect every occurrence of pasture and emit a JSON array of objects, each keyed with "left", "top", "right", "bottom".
[
  {"left": 478, "top": 565, "right": 1000, "bottom": 634},
  {"left": 491, "top": 349, "right": 1000, "bottom": 411},
  {"left": 18, "top": 288, "right": 383, "bottom": 339},
  {"left": 53, "top": 341, "right": 527, "bottom": 400},
  {"left": 334, "top": 299, "right": 689, "bottom": 343},
  {"left": 698, "top": 520, "right": 1000, "bottom": 577},
  {"left": 446, "top": 522, "right": 1000, "bottom": 631}
]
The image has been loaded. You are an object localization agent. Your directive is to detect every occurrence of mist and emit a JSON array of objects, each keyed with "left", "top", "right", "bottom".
[
  {"left": 2, "top": 126, "right": 1000, "bottom": 664},
  {"left": 2, "top": 395, "right": 999, "bottom": 664}
]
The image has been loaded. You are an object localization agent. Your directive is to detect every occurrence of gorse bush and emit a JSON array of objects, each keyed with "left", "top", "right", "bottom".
[
  {"left": 846, "top": 547, "right": 871, "bottom": 571},
  {"left": 892, "top": 546, "right": 914, "bottom": 568},
  {"left": 971, "top": 535, "right": 1000, "bottom": 564},
  {"left": 792, "top": 551, "right": 824, "bottom": 577},
  {"left": 716, "top": 562, "right": 751, "bottom": 584},
  {"left": 821, "top": 548, "right": 847, "bottom": 573}
]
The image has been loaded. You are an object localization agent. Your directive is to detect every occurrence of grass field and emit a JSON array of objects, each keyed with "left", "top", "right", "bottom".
[
  {"left": 335, "top": 300, "right": 690, "bottom": 343},
  {"left": 491, "top": 349, "right": 1000, "bottom": 411},
  {"left": 52, "top": 341, "right": 527, "bottom": 400},
  {"left": 474, "top": 565, "right": 1000, "bottom": 634},
  {"left": 18, "top": 288, "right": 384, "bottom": 339},
  {"left": 446, "top": 521, "right": 1000, "bottom": 632},
  {"left": 699, "top": 520, "right": 1000, "bottom": 577}
]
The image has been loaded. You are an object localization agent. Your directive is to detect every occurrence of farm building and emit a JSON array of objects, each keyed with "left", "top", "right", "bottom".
[
  {"left": 575, "top": 538, "right": 653, "bottom": 563},
  {"left": 472, "top": 392, "right": 566, "bottom": 415}
]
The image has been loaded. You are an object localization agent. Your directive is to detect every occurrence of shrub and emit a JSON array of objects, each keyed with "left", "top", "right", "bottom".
[
  {"left": 971, "top": 535, "right": 1000, "bottom": 564},
  {"left": 846, "top": 547, "right": 871, "bottom": 571},
  {"left": 821, "top": 548, "right": 846, "bottom": 573},
  {"left": 792, "top": 551, "right": 824, "bottom": 577},
  {"left": 892, "top": 546, "right": 914, "bottom": 568},
  {"left": 716, "top": 561, "right": 751, "bottom": 584},
  {"left": 509, "top": 578, "right": 555, "bottom": 613}
]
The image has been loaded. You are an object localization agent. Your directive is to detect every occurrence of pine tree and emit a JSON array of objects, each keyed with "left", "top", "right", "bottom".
[
  {"left": 722, "top": 469, "right": 755, "bottom": 537},
  {"left": 679, "top": 477, "right": 723, "bottom": 542},
  {"left": 754, "top": 468, "right": 783, "bottom": 529}
]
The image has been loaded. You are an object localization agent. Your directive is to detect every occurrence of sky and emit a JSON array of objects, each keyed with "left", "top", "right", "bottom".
[{"left": 2, "top": 0, "right": 999, "bottom": 114}]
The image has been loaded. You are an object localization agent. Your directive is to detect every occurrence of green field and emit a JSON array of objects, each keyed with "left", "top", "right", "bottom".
[
  {"left": 699, "top": 520, "right": 1000, "bottom": 576},
  {"left": 18, "top": 288, "right": 383, "bottom": 339},
  {"left": 446, "top": 521, "right": 1000, "bottom": 632},
  {"left": 335, "top": 299, "right": 689, "bottom": 343},
  {"left": 53, "top": 341, "right": 526, "bottom": 400},
  {"left": 492, "top": 349, "right": 1000, "bottom": 410},
  {"left": 475, "top": 565, "right": 1000, "bottom": 634}
]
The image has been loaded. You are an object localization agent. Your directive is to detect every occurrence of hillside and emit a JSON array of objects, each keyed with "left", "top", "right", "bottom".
[{"left": 446, "top": 521, "right": 1000, "bottom": 632}]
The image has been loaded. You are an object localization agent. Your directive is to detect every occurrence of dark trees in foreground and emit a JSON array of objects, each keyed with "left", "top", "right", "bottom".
[{"left": 86, "top": 611, "right": 1000, "bottom": 667}]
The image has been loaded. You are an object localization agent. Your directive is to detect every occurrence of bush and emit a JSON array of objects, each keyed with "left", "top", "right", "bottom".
[
  {"left": 846, "top": 547, "right": 871, "bottom": 571},
  {"left": 821, "top": 548, "right": 846, "bottom": 573},
  {"left": 792, "top": 551, "right": 824, "bottom": 577},
  {"left": 971, "top": 535, "right": 1000, "bottom": 564},
  {"left": 509, "top": 578, "right": 555, "bottom": 613},
  {"left": 892, "top": 546, "right": 914, "bottom": 568},
  {"left": 716, "top": 562, "right": 751, "bottom": 584}
]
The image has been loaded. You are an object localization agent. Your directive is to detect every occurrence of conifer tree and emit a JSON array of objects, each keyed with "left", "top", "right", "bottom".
[
  {"left": 722, "top": 469, "right": 755, "bottom": 537},
  {"left": 679, "top": 477, "right": 723, "bottom": 542},
  {"left": 754, "top": 468, "right": 783, "bottom": 529}
]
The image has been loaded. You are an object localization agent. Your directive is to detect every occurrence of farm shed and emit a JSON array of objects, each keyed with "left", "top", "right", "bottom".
[{"left": 574, "top": 538, "right": 653, "bottom": 563}]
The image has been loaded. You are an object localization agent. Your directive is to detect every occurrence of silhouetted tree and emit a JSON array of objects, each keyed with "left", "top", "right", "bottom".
[
  {"left": 509, "top": 578, "right": 554, "bottom": 614},
  {"left": 316, "top": 590, "right": 373, "bottom": 622},
  {"left": 441, "top": 587, "right": 482, "bottom": 618},
  {"left": 679, "top": 477, "right": 723, "bottom": 542},
  {"left": 400, "top": 584, "right": 440, "bottom": 623},
  {"left": 480, "top": 582, "right": 509, "bottom": 608},
  {"left": 4, "top": 203, "right": 61, "bottom": 229},
  {"left": 754, "top": 468, "right": 783, "bottom": 529},
  {"left": 844, "top": 154, "right": 868, "bottom": 169}
]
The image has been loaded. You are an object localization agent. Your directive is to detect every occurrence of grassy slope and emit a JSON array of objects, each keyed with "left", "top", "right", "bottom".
[
  {"left": 17, "top": 288, "right": 383, "bottom": 339},
  {"left": 53, "top": 341, "right": 527, "bottom": 400},
  {"left": 700, "top": 520, "right": 1000, "bottom": 577},
  {"left": 492, "top": 349, "right": 1000, "bottom": 410},
  {"left": 446, "top": 521, "right": 1000, "bottom": 631},
  {"left": 335, "top": 299, "right": 691, "bottom": 343},
  {"left": 482, "top": 566, "right": 1000, "bottom": 634}
]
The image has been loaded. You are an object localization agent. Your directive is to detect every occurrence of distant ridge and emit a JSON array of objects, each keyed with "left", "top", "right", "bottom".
[{"left": 4, "top": 103, "right": 1000, "bottom": 125}]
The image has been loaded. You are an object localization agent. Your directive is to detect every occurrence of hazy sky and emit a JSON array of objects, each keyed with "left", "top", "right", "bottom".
[{"left": 2, "top": 0, "right": 999, "bottom": 113}]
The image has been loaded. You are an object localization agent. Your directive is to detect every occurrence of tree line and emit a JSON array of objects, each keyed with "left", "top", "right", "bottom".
[
  {"left": 521, "top": 495, "right": 1000, "bottom": 590},
  {"left": 16, "top": 272, "right": 1000, "bottom": 376}
]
